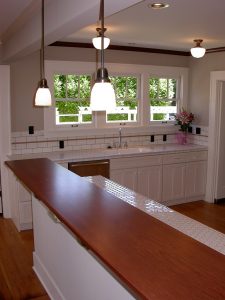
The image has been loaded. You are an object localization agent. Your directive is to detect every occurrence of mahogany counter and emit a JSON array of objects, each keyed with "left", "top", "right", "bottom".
[{"left": 5, "top": 158, "right": 225, "bottom": 300}]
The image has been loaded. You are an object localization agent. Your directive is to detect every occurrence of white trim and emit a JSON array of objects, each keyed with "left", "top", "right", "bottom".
[
  {"left": 0, "top": 65, "right": 11, "bottom": 217},
  {"left": 44, "top": 60, "right": 188, "bottom": 137},
  {"left": 206, "top": 71, "right": 225, "bottom": 203}
]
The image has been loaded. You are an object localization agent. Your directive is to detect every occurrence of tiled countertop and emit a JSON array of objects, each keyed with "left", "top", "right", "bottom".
[
  {"left": 8, "top": 143, "right": 207, "bottom": 163},
  {"left": 87, "top": 176, "right": 225, "bottom": 256}
]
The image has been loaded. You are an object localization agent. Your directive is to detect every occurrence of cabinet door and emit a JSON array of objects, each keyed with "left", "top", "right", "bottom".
[
  {"left": 162, "top": 163, "right": 186, "bottom": 203},
  {"left": 137, "top": 166, "right": 162, "bottom": 202},
  {"left": 185, "top": 161, "right": 207, "bottom": 199},
  {"left": 110, "top": 168, "right": 138, "bottom": 191}
]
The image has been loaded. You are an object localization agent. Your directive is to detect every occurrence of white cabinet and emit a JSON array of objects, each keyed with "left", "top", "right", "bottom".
[
  {"left": 110, "top": 150, "right": 207, "bottom": 206},
  {"left": 162, "top": 163, "right": 186, "bottom": 203},
  {"left": 137, "top": 165, "right": 162, "bottom": 202},
  {"left": 185, "top": 161, "right": 207, "bottom": 199},
  {"left": 162, "top": 151, "right": 208, "bottom": 205},
  {"left": 110, "top": 155, "right": 162, "bottom": 201},
  {"left": 7, "top": 168, "right": 32, "bottom": 231},
  {"left": 110, "top": 168, "right": 138, "bottom": 191}
]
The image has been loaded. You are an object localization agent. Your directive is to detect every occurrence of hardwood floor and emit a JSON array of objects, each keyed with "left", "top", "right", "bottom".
[
  {"left": 0, "top": 217, "right": 49, "bottom": 300},
  {"left": 0, "top": 200, "right": 225, "bottom": 300},
  {"left": 172, "top": 200, "right": 225, "bottom": 234}
]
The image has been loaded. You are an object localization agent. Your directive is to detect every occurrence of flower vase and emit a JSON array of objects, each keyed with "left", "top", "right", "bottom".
[{"left": 176, "top": 131, "right": 187, "bottom": 145}]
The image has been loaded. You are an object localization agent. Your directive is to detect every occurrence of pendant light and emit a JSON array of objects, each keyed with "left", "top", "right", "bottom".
[
  {"left": 35, "top": 0, "right": 52, "bottom": 106},
  {"left": 190, "top": 39, "right": 206, "bottom": 58},
  {"left": 92, "top": 27, "right": 110, "bottom": 50},
  {"left": 90, "top": 0, "right": 116, "bottom": 111}
]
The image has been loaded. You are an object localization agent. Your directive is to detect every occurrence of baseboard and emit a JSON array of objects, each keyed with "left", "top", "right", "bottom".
[
  {"left": 214, "top": 198, "right": 225, "bottom": 204},
  {"left": 33, "top": 252, "right": 65, "bottom": 300}
]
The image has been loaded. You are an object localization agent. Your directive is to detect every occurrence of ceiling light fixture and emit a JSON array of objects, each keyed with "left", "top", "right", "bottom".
[
  {"left": 90, "top": 0, "right": 116, "bottom": 111},
  {"left": 191, "top": 39, "right": 206, "bottom": 58},
  {"left": 34, "top": 0, "right": 51, "bottom": 107},
  {"left": 150, "top": 3, "right": 170, "bottom": 9},
  {"left": 92, "top": 27, "right": 110, "bottom": 50}
]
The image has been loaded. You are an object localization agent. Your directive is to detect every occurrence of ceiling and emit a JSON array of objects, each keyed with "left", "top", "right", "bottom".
[{"left": 1, "top": 0, "right": 225, "bottom": 53}]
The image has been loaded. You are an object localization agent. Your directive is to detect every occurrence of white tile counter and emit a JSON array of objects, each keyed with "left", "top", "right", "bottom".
[
  {"left": 87, "top": 176, "right": 225, "bottom": 256},
  {"left": 8, "top": 143, "right": 207, "bottom": 163}
]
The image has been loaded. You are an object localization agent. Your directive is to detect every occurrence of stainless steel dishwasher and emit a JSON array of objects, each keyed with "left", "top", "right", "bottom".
[{"left": 68, "top": 159, "right": 110, "bottom": 178}]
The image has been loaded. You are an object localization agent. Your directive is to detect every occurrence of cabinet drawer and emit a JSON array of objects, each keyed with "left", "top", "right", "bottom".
[
  {"left": 110, "top": 155, "right": 162, "bottom": 170},
  {"left": 163, "top": 151, "right": 207, "bottom": 165}
]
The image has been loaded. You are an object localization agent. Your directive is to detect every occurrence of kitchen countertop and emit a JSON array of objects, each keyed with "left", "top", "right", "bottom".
[
  {"left": 8, "top": 143, "right": 207, "bottom": 163},
  {"left": 5, "top": 158, "right": 225, "bottom": 300}
]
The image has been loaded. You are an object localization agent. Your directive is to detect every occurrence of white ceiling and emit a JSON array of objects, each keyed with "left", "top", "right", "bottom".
[
  {"left": 62, "top": 0, "right": 225, "bottom": 52},
  {"left": 1, "top": 0, "right": 225, "bottom": 53}
]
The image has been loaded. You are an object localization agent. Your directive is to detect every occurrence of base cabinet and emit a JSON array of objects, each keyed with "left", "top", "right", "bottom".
[
  {"left": 7, "top": 168, "right": 32, "bottom": 231},
  {"left": 32, "top": 196, "right": 135, "bottom": 300},
  {"left": 185, "top": 161, "right": 207, "bottom": 199},
  {"left": 110, "top": 151, "right": 207, "bottom": 205},
  {"left": 162, "top": 163, "right": 186, "bottom": 203},
  {"left": 137, "top": 166, "right": 162, "bottom": 202},
  {"left": 110, "top": 168, "right": 138, "bottom": 191}
]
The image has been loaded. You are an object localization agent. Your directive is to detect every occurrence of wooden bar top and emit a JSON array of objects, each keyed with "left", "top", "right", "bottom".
[{"left": 5, "top": 158, "right": 225, "bottom": 299}]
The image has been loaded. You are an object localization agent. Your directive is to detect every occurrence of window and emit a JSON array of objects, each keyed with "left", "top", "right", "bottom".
[
  {"left": 106, "top": 76, "right": 138, "bottom": 123},
  {"left": 149, "top": 77, "right": 178, "bottom": 121},
  {"left": 54, "top": 74, "right": 92, "bottom": 125}
]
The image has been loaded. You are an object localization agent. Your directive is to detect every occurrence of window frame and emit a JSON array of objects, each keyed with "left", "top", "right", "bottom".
[
  {"left": 44, "top": 60, "right": 188, "bottom": 137},
  {"left": 148, "top": 75, "right": 181, "bottom": 124}
]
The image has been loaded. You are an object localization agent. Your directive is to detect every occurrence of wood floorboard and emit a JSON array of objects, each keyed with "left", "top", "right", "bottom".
[
  {"left": 0, "top": 200, "right": 225, "bottom": 299},
  {"left": 171, "top": 200, "right": 225, "bottom": 234},
  {"left": 0, "top": 217, "right": 49, "bottom": 300}
]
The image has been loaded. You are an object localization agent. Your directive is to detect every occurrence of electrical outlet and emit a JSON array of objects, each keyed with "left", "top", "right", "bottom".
[
  {"left": 28, "top": 126, "right": 34, "bottom": 134},
  {"left": 196, "top": 127, "right": 201, "bottom": 134},
  {"left": 163, "top": 134, "right": 167, "bottom": 142},
  {"left": 150, "top": 135, "right": 155, "bottom": 142},
  {"left": 59, "top": 140, "right": 64, "bottom": 149}
]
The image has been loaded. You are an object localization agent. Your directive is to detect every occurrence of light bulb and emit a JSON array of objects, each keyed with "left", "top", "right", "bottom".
[
  {"left": 35, "top": 87, "right": 52, "bottom": 106},
  {"left": 90, "top": 82, "right": 116, "bottom": 111},
  {"left": 92, "top": 36, "right": 110, "bottom": 50}
]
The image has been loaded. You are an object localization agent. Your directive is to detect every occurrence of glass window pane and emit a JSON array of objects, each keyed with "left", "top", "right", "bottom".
[
  {"left": 158, "top": 78, "right": 168, "bottom": 99},
  {"left": 79, "top": 75, "right": 91, "bottom": 99},
  {"left": 56, "top": 100, "right": 92, "bottom": 124},
  {"left": 67, "top": 75, "right": 79, "bottom": 98},
  {"left": 149, "top": 78, "right": 159, "bottom": 99},
  {"left": 127, "top": 77, "right": 137, "bottom": 99},
  {"left": 54, "top": 75, "right": 66, "bottom": 98},
  {"left": 107, "top": 76, "right": 138, "bottom": 123},
  {"left": 150, "top": 100, "right": 177, "bottom": 121},
  {"left": 168, "top": 78, "right": 177, "bottom": 99}
]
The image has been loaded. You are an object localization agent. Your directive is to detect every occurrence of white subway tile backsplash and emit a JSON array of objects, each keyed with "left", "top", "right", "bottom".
[{"left": 11, "top": 126, "right": 208, "bottom": 155}]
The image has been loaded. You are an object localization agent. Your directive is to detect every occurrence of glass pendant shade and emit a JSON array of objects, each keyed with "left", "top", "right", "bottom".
[
  {"left": 191, "top": 39, "right": 206, "bottom": 58},
  {"left": 35, "top": 79, "right": 52, "bottom": 106},
  {"left": 35, "top": 0, "right": 52, "bottom": 107},
  {"left": 92, "top": 36, "right": 110, "bottom": 49},
  {"left": 90, "top": 82, "right": 116, "bottom": 111}
]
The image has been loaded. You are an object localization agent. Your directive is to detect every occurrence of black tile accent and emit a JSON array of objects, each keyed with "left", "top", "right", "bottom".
[
  {"left": 188, "top": 126, "right": 193, "bottom": 133},
  {"left": 163, "top": 134, "right": 167, "bottom": 142},
  {"left": 59, "top": 140, "right": 64, "bottom": 149},
  {"left": 196, "top": 127, "right": 201, "bottom": 134},
  {"left": 28, "top": 126, "right": 34, "bottom": 135},
  {"left": 150, "top": 135, "right": 155, "bottom": 142}
]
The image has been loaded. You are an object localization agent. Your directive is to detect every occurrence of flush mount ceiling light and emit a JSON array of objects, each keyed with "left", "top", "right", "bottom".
[
  {"left": 92, "top": 27, "right": 110, "bottom": 50},
  {"left": 149, "top": 3, "right": 170, "bottom": 9},
  {"left": 90, "top": 0, "right": 116, "bottom": 111},
  {"left": 34, "top": 0, "right": 52, "bottom": 107},
  {"left": 190, "top": 39, "right": 206, "bottom": 58}
]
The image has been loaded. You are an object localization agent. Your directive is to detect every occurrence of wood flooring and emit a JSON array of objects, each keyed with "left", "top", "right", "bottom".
[
  {"left": 0, "top": 217, "right": 49, "bottom": 300},
  {"left": 0, "top": 200, "right": 225, "bottom": 299}
]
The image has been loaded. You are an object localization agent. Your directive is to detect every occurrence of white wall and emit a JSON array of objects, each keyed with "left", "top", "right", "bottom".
[
  {"left": 189, "top": 52, "right": 225, "bottom": 126},
  {"left": 10, "top": 46, "right": 189, "bottom": 132}
]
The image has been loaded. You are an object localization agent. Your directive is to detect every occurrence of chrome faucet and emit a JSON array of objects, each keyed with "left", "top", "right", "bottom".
[{"left": 119, "top": 127, "right": 122, "bottom": 148}]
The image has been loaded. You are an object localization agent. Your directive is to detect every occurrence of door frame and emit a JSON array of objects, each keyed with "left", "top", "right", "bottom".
[{"left": 206, "top": 71, "right": 225, "bottom": 202}]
